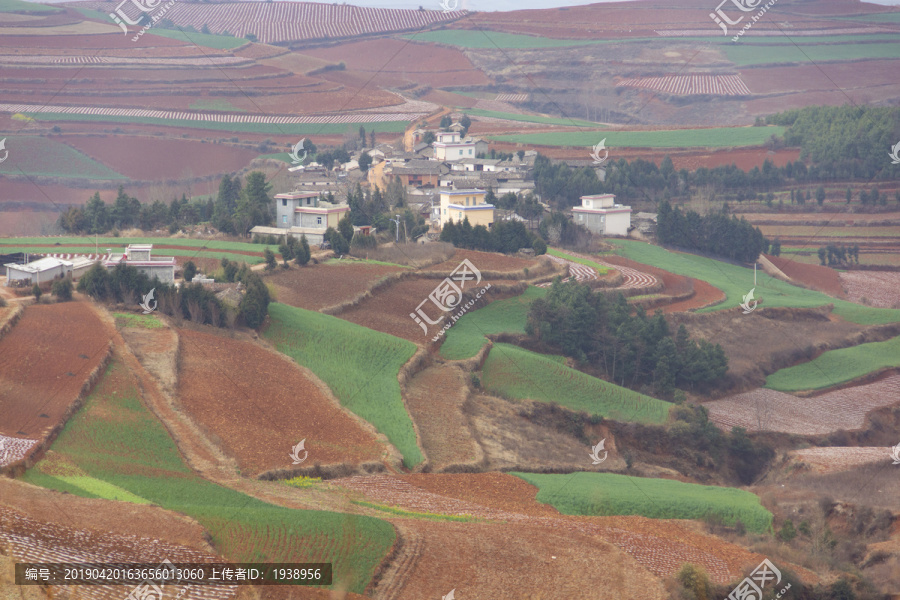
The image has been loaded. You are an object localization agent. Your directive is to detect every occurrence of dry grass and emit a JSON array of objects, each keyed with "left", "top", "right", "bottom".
[{"left": 351, "top": 242, "right": 455, "bottom": 267}]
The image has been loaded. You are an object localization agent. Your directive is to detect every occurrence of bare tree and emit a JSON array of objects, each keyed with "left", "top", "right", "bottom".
[
  {"left": 207, "top": 300, "right": 221, "bottom": 328},
  {"left": 187, "top": 298, "right": 204, "bottom": 323}
]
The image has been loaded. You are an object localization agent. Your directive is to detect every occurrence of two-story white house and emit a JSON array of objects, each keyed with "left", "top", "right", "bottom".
[
  {"left": 571, "top": 194, "right": 632, "bottom": 237},
  {"left": 252, "top": 191, "right": 350, "bottom": 245},
  {"left": 433, "top": 131, "right": 477, "bottom": 162},
  {"left": 103, "top": 244, "right": 176, "bottom": 283}
]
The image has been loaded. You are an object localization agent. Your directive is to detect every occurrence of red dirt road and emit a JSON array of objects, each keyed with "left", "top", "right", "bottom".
[
  {"left": 0, "top": 302, "right": 109, "bottom": 439},
  {"left": 177, "top": 328, "right": 385, "bottom": 476}
]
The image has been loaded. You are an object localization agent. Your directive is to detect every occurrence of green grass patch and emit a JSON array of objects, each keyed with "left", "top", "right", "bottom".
[
  {"left": 113, "top": 312, "right": 164, "bottom": 329},
  {"left": 840, "top": 12, "right": 900, "bottom": 23},
  {"left": 351, "top": 501, "right": 478, "bottom": 522},
  {"left": 0, "top": 0, "right": 60, "bottom": 12},
  {"left": 0, "top": 136, "right": 125, "bottom": 180},
  {"left": 483, "top": 343, "right": 670, "bottom": 424},
  {"left": 548, "top": 248, "right": 611, "bottom": 275},
  {"left": 725, "top": 42, "right": 900, "bottom": 66},
  {"left": 23, "top": 360, "right": 395, "bottom": 594},
  {"left": 460, "top": 108, "right": 602, "bottom": 128},
  {"left": 56, "top": 476, "right": 152, "bottom": 504},
  {"left": 513, "top": 471, "right": 772, "bottom": 533},
  {"left": 24, "top": 112, "right": 409, "bottom": 135},
  {"left": 439, "top": 285, "right": 546, "bottom": 360},
  {"left": 263, "top": 303, "right": 422, "bottom": 468},
  {"left": 765, "top": 335, "right": 900, "bottom": 392},
  {"left": 612, "top": 240, "right": 900, "bottom": 325},
  {"left": 488, "top": 126, "right": 785, "bottom": 149},
  {"left": 0, "top": 236, "right": 270, "bottom": 252}
]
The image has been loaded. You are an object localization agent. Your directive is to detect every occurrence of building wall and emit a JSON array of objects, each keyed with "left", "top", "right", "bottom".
[
  {"left": 575, "top": 211, "right": 606, "bottom": 235},
  {"left": 135, "top": 266, "right": 175, "bottom": 284},
  {"left": 276, "top": 198, "right": 297, "bottom": 229},
  {"left": 441, "top": 207, "right": 494, "bottom": 228},
  {"left": 574, "top": 210, "right": 631, "bottom": 236},
  {"left": 605, "top": 212, "right": 631, "bottom": 236}
]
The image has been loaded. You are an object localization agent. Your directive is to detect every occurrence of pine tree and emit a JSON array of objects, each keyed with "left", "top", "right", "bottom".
[{"left": 295, "top": 235, "right": 311, "bottom": 266}]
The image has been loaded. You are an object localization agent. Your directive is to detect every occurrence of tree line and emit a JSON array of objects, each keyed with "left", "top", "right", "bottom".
[
  {"left": 656, "top": 200, "right": 767, "bottom": 263},
  {"left": 526, "top": 280, "right": 728, "bottom": 398},
  {"left": 439, "top": 218, "right": 547, "bottom": 255}
]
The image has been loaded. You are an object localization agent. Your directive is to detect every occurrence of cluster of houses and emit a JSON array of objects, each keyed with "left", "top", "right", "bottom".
[
  {"left": 4, "top": 244, "right": 175, "bottom": 287},
  {"left": 256, "top": 123, "right": 632, "bottom": 244}
]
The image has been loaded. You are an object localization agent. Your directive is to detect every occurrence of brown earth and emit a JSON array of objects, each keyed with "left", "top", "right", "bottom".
[
  {"left": 177, "top": 327, "right": 386, "bottom": 476},
  {"left": 0, "top": 302, "right": 109, "bottom": 439},
  {"left": 402, "top": 364, "right": 482, "bottom": 471},
  {"left": 423, "top": 248, "right": 540, "bottom": 273},
  {"left": 267, "top": 261, "right": 407, "bottom": 311},
  {"left": 764, "top": 253, "right": 845, "bottom": 297}
]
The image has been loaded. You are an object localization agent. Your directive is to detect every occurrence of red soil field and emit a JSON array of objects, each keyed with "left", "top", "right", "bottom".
[
  {"left": 177, "top": 328, "right": 384, "bottom": 476},
  {"left": 705, "top": 374, "right": 900, "bottom": 435},
  {"left": 304, "top": 39, "right": 490, "bottom": 88},
  {"left": 336, "top": 472, "right": 770, "bottom": 585},
  {"left": 268, "top": 261, "right": 406, "bottom": 312},
  {"left": 0, "top": 302, "right": 109, "bottom": 440},
  {"left": 764, "top": 254, "right": 844, "bottom": 297},
  {"left": 424, "top": 248, "right": 539, "bottom": 273},
  {"left": 0, "top": 33, "right": 188, "bottom": 49},
  {"left": 742, "top": 60, "right": 900, "bottom": 96},
  {"left": 338, "top": 275, "right": 504, "bottom": 342},
  {"left": 60, "top": 136, "right": 260, "bottom": 181},
  {"left": 839, "top": 270, "right": 900, "bottom": 309},
  {"left": 787, "top": 447, "right": 892, "bottom": 475}
]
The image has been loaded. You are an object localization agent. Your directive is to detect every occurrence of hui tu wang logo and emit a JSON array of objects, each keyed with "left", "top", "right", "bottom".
[
  {"left": 139, "top": 288, "right": 157, "bottom": 314},
  {"left": 289, "top": 138, "right": 308, "bottom": 165},
  {"left": 891, "top": 441, "right": 900, "bottom": 465},
  {"left": 442, "top": 589, "right": 455, "bottom": 600},
  {"left": 589, "top": 439, "right": 608, "bottom": 464},
  {"left": 0, "top": 138, "right": 8, "bottom": 164},
  {"left": 740, "top": 288, "right": 757, "bottom": 314},
  {"left": 728, "top": 558, "right": 789, "bottom": 600},
  {"left": 589, "top": 138, "right": 608, "bottom": 166},
  {"left": 438, "top": 0, "right": 459, "bottom": 13},
  {"left": 109, "top": 0, "right": 178, "bottom": 42},
  {"left": 889, "top": 141, "right": 900, "bottom": 165},
  {"left": 289, "top": 439, "right": 308, "bottom": 465},
  {"left": 410, "top": 259, "right": 491, "bottom": 341}
]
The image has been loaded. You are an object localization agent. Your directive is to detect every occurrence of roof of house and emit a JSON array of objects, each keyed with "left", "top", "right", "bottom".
[
  {"left": 390, "top": 160, "right": 445, "bottom": 175},
  {"left": 4, "top": 256, "right": 72, "bottom": 273},
  {"left": 275, "top": 191, "right": 320, "bottom": 199},
  {"left": 441, "top": 188, "right": 486, "bottom": 195}
]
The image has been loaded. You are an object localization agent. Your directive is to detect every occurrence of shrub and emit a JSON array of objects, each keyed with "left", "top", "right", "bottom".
[
  {"left": 778, "top": 519, "right": 797, "bottom": 542},
  {"left": 183, "top": 261, "right": 197, "bottom": 283},
  {"left": 263, "top": 248, "right": 277, "bottom": 271},
  {"left": 32, "top": 284, "right": 42, "bottom": 300},
  {"left": 350, "top": 233, "right": 377, "bottom": 252},
  {"left": 532, "top": 237, "right": 547, "bottom": 255},
  {"left": 294, "top": 235, "right": 311, "bottom": 266},
  {"left": 52, "top": 277, "right": 73, "bottom": 302},
  {"left": 676, "top": 564, "right": 711, "bottom": 600},
  {"left": 325, "top": 227, "right": 349, "bottom": 255},
  {"left": 338, "top": 213, "right": 354, "bottom": 244}
]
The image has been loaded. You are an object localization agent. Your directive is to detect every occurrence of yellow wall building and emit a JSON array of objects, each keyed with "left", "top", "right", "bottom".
[{"left": 439, "top": 189, "right": 494, "bottom": 229}]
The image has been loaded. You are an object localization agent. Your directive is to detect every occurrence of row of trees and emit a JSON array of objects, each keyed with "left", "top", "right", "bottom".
[
  {"left": 656, "top": 200, "right": 767, "bottom": 263},
  {"left": 527, "top": 281, "right": 728, "bottom": 397},
  {"left": 818, "top": 244, "right": 860, "bottom": 267},
  {"left": 439, "top": 218, "right": 547, "bottom": 255}
]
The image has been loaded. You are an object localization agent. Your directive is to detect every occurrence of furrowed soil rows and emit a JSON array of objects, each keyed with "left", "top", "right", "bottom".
[
  {"left": 840, "top": 271, "right": 900, "bottom": 308},
  {"left": 0, "top": 302, "right": 109, "bottom": 449},
  {"left": 537, "top": 254, "right": 597, "bottom": 286},
  {"left": 0, "top": 506, "right": 236, "bottom": 600},
  {"left": 617, "top": 74, "right": 752, "bottom": 96},
  {"left": 177, "top": 328, "right": 384, "bottom": 476},
  {"left": 423, "top": 248, "right": 539, "bottom": 273},
  {"left": 765, "top": 254, "right": 844, "bottom": 297},
  {"left": 705, "top": 374, "right": 900, "bottom": 435},
  {"left": 268, "top": 261, "right": 406, "bottom": 311},
  {"left": 788, "top": 447, "right": 893, "bottom": 474},
  {"left": 335, "top": 473, "right": 763, "bottom": 584}
]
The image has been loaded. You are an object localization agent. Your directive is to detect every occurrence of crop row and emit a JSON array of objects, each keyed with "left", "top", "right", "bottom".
[{"left": 617, "top": 75, "right": 751, "bottom": 96}]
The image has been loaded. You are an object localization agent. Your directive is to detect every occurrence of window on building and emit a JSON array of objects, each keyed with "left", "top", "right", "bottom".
[
  {"left": 282, "top": 198, "right": 287, "bottom": 207},
  {"left": 307, "top": 198, "right": 312, "bottom": 205},
  {"left": 282, "top": 216, "right": 287, "bottom": 224},
  {"left": 317, "top": 217, "right": 322, "bottom": 225},
  {"left": 469, "top": 149, "right": 473, "bottom": 155}
]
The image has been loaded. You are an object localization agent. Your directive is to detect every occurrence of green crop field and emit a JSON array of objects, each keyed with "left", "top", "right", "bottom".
[
  {"left": 725, "top": 42, "right": 900, "bottom": 66},
  {"left": 0, "top": 245, "right": 265, "bottom": 264},
  {"left": 488, "top": 126, "right": 786, "bottom": 149},
  {"left": 24, "top": 360, "right": 395, "bottom": 594},
  {"left": 263, "top": 303, "right": 422, "bottom": 467},
  {"left": 460, "top": 108, "right": 603, "bottom": 128},
  {"left": 514, "top": 472, "right": 772, "bottom": 533},
  {"left": 0, "top": 0, "right": 60, "bottom": 12},
  {"left": 765, "top": 335, "right": 900, "bottom": 392},
  {"left": 483, "top": 343, "right": 671, "bottom": 424},
  {"left": 23, "top": 112, "right": 410, "bottom": 135},
  {"left": 548, "top": 248, "right": 611, "bottom": 275},
  {"left": 189, "top": 99, "right": 248, "bottom": 112},
  {"left": 0, "top": 236, "right": 272, "bottom": 252},
  {"left": 439, "top": 286, "right": 546, "bottom": 360},
  {"left": 113, "top": 312, "right": 165, "bottom": 329},
  {"left": 0, "top": 136, "right": 125, "bottom": 180},
  {"left": 613, "top": 240, "right": 900, "bottom": 325}
]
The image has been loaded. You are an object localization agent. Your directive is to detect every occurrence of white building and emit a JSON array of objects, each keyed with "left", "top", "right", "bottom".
[
  {"left": 103, "top": 244, "right": 175, "bottom": 284},
  {"left": 433, "top": 131, "right": 477, "bottom": 162},
  {"left": 571, "top": 194, "right": 632, "bottom": 237},
  {"left": 4, "top": 256, "right": 72, "bottom": 286}
]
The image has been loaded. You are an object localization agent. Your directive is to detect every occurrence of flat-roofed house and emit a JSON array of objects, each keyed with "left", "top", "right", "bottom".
[
  {"left": 256, "top": 191, "right": 350, "bottom": 245},
  {"left": 439, "top": 188, "right": 494, "bottom": 229},
  {"left": 4, "top": 256, "right": 72, "bottom": 286},
  {"left": 571, "top": 194, "right": 632, "bottom": 236},
  {"left": 103, "top": 244, "right": 175, "bottom": 284},
  {"left": 433, "top": 131, "right": 477, "bottom": 162}
]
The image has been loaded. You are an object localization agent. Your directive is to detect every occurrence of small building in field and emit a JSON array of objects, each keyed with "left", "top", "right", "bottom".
[
  {"left": 103, "top": 244, "right": 175, "bottom": 284},
  {"left": 571, "top": 194, "right": 632, "bottom": 237},
  {"left": 4, "top": 256, "right": 72, "bottom": 286},
  {"left": 439, "top": 188, "right": 494, "bottom": 229}
]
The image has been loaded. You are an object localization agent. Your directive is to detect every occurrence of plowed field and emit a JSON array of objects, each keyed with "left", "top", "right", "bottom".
[
  {"left": 335, "top": 473, "right": 766, "bottom": 584},
  {"left": 0, "top": 302, "right": 109, "bottom": 440},
  {"left": 268, "top": 261, "right": 405, "bottom": 311},
  {"left": 177, "top": 328, "right": 384, "bottom": 475},
  {"left": 424, "top": 248, "right": 539, "bottom": 273},
  {"left": 788, "top": 447, "right": 892, "bottom": 474},
  {"left": 765, "top": 254, "right": 844, "bottom": 297},
  {"left": 840, "top": 271, "right": 900, "bottom": 308},
  {"left": 705, "top": 374, "right": 900, "bottom": 435},
  {"left": 338, "top": 276, "right": 502, "bottom": 342}
]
